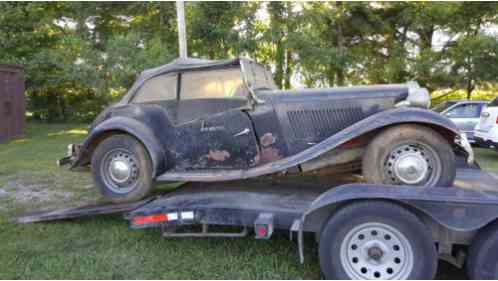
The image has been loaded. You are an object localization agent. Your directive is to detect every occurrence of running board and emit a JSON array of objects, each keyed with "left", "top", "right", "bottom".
[{"left": 157, "top": 169, "right": 247, "bottom": 182}]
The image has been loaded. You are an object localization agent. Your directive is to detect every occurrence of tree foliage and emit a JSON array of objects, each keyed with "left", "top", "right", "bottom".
[{"left": 0, "top": 2, "right": 496, "bottom": 121}]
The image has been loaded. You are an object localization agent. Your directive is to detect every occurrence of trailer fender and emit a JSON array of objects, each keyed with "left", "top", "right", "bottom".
[
  {"left": 74, "top": 116, "right": 166, "bottom": 177},
  {"left": 303, "top": 183, "right": 498, "bottom": 233},
  {"left": 295, "top": 183, "right": 498, "bottom": 263}
]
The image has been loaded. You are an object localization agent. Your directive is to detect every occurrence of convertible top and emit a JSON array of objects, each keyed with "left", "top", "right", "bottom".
[
  {"left": 120, "top": 57, "right": 241, "bottom": 104},
  {"left": 141, "top": 57, "right": 240, "bottom": 76}
]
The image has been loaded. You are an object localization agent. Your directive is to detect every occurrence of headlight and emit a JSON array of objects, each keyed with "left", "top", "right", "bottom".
[
  {"left": 396, "top": 82, "right": 431, "bottom": 109},
  {"left": 407, "top": 82, "right": 431, "bottom": 109}
]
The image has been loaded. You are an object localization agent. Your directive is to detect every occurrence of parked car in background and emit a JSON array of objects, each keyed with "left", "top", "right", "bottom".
[
  {"left": 475, "top": 97, "right": 498, "bottom": 150},
  {"left": 433, "top": 100, "right": 488, "bottom": 142}
]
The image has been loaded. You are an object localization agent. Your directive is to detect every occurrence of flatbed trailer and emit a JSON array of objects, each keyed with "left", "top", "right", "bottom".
[{"left": 15, "top": 167, "right": 498, "bottom": 280}]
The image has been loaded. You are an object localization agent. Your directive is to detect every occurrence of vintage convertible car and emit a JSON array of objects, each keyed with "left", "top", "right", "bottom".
[{"left": 58, "top": 57, "right": 474, "bottom": 203}]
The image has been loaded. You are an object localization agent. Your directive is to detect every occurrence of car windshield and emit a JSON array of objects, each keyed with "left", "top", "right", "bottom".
[
  {"left": 241, "top": 60, "right": 278, "bottom": 92},
  {"left": 432, "top": 101, "right": 457, "bottom": 113}
]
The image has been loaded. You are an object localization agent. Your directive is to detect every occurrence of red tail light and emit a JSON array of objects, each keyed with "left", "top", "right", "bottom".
[
  {"left": 132, "top": 213, "right": 168, "bottom": 225},
  {"left": 496, "top": 116, "right": 498, "bottom": 124}
]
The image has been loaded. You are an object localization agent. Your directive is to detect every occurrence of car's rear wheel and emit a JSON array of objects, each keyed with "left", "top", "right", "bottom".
[
  {"left": 362, "top": 124, "right": 456, "bottom": 187},
  {"left": 91, "top": 134, "right": 153, "bottom": 203}
]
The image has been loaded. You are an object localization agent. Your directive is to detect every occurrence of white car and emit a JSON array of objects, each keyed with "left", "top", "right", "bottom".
[
  {"left": 433, "top": 100, "right": 488, "bottom": 142},
  {"left": 474, "top": 97, "right": 498, "bottom": 149}
]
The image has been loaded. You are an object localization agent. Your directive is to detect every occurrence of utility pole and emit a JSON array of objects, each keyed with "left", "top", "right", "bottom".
[{"left": 176, "top": 1, "right": 188, "bottom": 59}]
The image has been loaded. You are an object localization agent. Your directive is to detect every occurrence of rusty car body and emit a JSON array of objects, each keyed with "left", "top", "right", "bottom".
[{"left": 59, "top": 57, "right": 474, "bottom": 202}]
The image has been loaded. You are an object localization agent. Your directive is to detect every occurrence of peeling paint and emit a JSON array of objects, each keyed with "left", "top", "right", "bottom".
[
  {"left": 260, "top": 133, "right": 276, "bottom": 147},
  {"left": 259, "top": 147, "right": 282, "bottom": 164},
  {"left": 208, "top": 150, "right": 231, "bottom": 161}
]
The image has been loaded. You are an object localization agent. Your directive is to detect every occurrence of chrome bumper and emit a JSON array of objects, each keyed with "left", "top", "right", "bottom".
[
  {"left": 57, "top": 144, "right": 80, "bottom": 166},
  {"left": 457, "top": 133, "right": 475, "bottom": 165}
]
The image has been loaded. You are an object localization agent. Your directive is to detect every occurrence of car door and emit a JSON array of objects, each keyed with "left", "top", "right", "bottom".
[
  {"left": 444, "top": 103, "right": 482, "bottom": 140},
  {"left": 172, "top": 67, "right": 259, "bottom": 170}
]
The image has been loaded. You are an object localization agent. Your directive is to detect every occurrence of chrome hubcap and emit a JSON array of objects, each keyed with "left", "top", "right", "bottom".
[
  {"left": 101, "top": 149, "right": 139, "bottom": 194},
  {"left": 385, "top": 144, "right": 436, "bottom": 185},
  {"left": 340, "top": 222, "right": 414, "bottom": 280},
  {"left": 109, "top": 159, "right": 132, "bottom": 183},
  {"left": 394, "top": 153, "right": 428, "bottom": 184}
]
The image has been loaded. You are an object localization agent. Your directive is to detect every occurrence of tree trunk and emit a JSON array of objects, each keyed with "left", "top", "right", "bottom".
[
  {"left": 159, "top": 2, "right": 167, "bottom": 49},
  {"left": 335, "top": 1, "right": 345, "bottom": 86},
  {"left": 284, "top": 48, "right": 292, "bottom": 89},
  {"left": 269, "top": 2, "right": 286, "bottom": 89},
  {"left": 274, "top": 45, "right": 285, "bottom": 89},
  {"left": 466, "top": 79, "right": 474, "bottom": 100}
]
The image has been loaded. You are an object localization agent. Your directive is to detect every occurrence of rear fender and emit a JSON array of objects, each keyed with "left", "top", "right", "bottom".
[{"left": 74, "top": 116, "right": 166, "bottom": 178}]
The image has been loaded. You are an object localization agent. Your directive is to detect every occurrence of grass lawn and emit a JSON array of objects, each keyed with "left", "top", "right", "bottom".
[{"left": 1, "top": 122, "right": 497, "bottom": 279}]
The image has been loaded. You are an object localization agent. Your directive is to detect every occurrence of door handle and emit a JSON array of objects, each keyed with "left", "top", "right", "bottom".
[{"left": 234, "top": 128, "right": 250, "bottom": 137}]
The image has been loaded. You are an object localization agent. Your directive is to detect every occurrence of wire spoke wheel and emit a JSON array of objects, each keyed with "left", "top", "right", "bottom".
[
  {"left": 340, "top": 222, "right": 414, "bottom": 280},
  {"left": 384, "top": 142, "right": 441, "bottom": 186}
]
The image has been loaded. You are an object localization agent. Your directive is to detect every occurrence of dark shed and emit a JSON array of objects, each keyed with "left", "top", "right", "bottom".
[{"left": 0, "top": 64, "right": 25, "bottom": 142}]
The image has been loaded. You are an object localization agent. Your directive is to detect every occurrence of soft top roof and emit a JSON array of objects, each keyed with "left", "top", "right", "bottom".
[
  {"left": 119, "top": 57, "right": 241, "bottom": 104},
  {"left": 141, "top": 57, "right": 240, "bottom": 77}
]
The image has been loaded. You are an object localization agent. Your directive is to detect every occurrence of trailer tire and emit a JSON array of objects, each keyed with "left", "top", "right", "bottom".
[
  {"left": 318, "top": 201, "right": 437, "bottom": 280},
  {"left": 466, "top": 222, "right": 498, "bottom": 279},
  {"left": 363, "top": 124, "right": 456, "bottom": 187},
  {"left": 91, "top": 134, "right": 153, "bottom": 203}
]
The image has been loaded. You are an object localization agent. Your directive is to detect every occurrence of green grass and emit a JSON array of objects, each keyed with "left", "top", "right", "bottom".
[
  {"left": 474, "top": 148, "right": 498, "bottom": 172},
  {"left": 0, "top": 122, "right": 320, "bottom": 279},
  {"left": 0, "top": 122, "right": 497, "bottom": 279}
]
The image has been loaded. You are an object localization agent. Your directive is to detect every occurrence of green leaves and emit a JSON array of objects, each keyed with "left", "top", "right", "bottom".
[{"left": 0, "top": 2, "right": 496, "bottom": 122}]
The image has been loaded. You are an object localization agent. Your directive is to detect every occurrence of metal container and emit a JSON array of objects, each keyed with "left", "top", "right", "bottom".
[{"left": 0, "top": 64, "right": 25, "bottom": 142}]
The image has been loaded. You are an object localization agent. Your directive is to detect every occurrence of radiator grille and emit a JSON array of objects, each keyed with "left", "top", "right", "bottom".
[{"left": 287, "top": 107, "right": 364, "bottom": 139}]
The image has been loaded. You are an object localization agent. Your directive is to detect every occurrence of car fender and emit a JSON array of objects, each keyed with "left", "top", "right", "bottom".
[
  {"left": 158, "top": 107, "right": 461, "bottom": 182},
  {"left": 76, "top": 116, "right": 166, "bottom": 178}
]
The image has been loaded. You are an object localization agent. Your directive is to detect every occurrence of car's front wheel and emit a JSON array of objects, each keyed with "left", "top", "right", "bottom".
[
  {"left": 362, "top": 124, "right": 456, "bottom": 187},
  {"left": 91, "top": 134, "right": 153, "bottom": 203}
]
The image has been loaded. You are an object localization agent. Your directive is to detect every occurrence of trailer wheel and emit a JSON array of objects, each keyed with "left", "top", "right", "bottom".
[
  {"left": 319, "top": 201, "right": 437, "bottom": 280},
  {"left": 91, "top": 134, "right": 153, "bottom": 203},
  {"left": 363, "top": 124, "right": 456, "bottom": 187},
  {"left": 466, "top": 222, "right": 498, "bottom": 279}
]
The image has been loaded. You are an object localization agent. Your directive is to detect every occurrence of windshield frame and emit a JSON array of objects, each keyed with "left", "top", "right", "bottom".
[{"left": 240, "top": 59, "right": 277, "bottom": 104}]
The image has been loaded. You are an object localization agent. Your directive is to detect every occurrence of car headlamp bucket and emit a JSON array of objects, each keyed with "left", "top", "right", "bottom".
[{"left": 406, "top": 82, "right": 431, "bottom": 109}]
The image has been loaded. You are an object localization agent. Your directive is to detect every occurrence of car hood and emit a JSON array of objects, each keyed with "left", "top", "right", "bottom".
[{"left": 255, "top": 83, "right": 430, "bottom": 108}]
